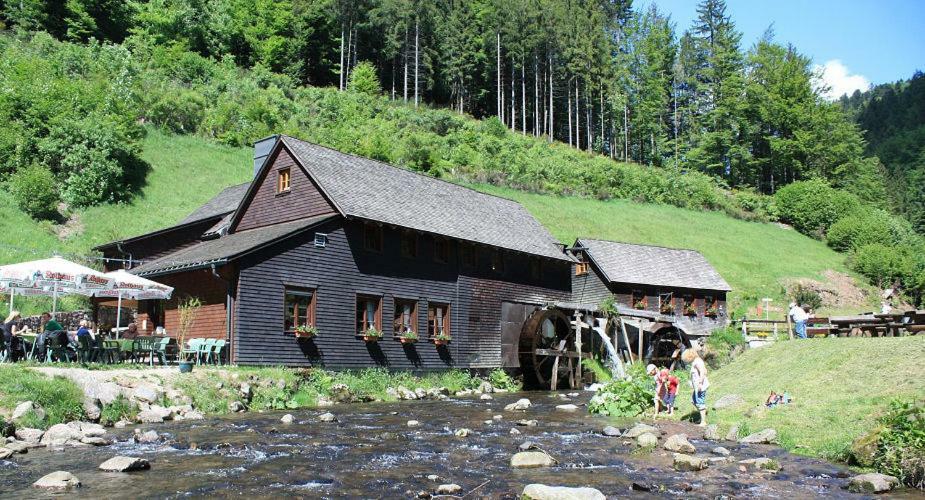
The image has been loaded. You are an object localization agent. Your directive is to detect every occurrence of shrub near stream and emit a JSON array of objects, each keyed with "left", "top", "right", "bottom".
[
  {"left": 874, "top": 400, "right": 925, "bottom": 489},
  {"left": 588, "top": 364, "right": 653, "bottom": 417}
]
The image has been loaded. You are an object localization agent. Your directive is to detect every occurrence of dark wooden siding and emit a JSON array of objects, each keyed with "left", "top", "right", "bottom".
[
  {"left": 236, "top": 147, "right": 336, "bottom": 232},
  {"left": 571, "top": 259, "right": 613, "bottom": 306},
  {"left": 234, "top": 218, "right": 571, "bottom": 369}
]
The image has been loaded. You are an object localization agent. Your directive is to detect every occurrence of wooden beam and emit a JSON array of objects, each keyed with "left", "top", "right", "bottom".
[{"left": 534, "top": 349, "right": 591, "bottom": 359}]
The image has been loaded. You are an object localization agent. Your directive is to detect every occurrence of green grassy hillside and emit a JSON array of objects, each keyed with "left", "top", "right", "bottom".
[
  {"left": 706, "top": 336, "right": 925, "bottom": 459},
  {"left": 2, "top": 129, "right": 857, "bottom": 315}
]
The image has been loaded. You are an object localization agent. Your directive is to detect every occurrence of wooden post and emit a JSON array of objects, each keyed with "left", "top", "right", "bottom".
[
  {"left": 786, "top": 314, "right": 794, "bottom": 340},
  {"left": 573, "top": 310, "right": 582, "bottom": 389},
  {"left": 620, "top": 317, "right": 634, "bottom": 364}
]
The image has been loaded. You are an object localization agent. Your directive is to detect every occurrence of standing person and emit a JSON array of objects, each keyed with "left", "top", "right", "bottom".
[
  {"left": 682, "top": 349, "right": 709, "bottom": 426},
  {"left": 2, "top": 311, "right": 23, "bottom": 361},
  {"left": 658, "top": 369, "right": 680, "bottom": 415},
  {"left": 789, "top": 302, "right": 809, "bottom": 339},
  {"left": 646, "top": 364, "right": 663, "bottom": 415}
]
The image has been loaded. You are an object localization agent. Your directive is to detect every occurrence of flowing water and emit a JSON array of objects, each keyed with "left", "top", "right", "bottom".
[{"left": 0, "top": 392, "right": 897, "bottom": 498}]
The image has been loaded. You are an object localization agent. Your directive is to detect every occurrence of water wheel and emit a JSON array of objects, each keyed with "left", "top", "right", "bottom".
[{"left": 518, "top": 308, "right": 581, "bottom": 390}]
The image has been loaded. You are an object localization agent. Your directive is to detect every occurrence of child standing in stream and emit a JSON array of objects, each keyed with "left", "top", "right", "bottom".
[{"left": 682, "top": 349, "right": 709, "bottom": 426}]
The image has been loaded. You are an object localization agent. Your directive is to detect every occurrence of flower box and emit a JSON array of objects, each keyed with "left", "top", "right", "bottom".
[
  {"left": 293, "top": 325, "right": 318, "bottom": 339},
  {"left": 362, "top": 327, "right": 383, "bottom": 343}
]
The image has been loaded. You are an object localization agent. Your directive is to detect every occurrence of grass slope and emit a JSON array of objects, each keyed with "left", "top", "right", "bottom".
[
  {"left": 706, "top": 336, "right": 925, "bottom": 459},
  {"left": 2, "top": 129, "right": 854, "bottom": 315}
]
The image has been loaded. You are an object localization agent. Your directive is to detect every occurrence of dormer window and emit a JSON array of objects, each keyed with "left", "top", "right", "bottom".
[{"left": 277, "top": 168, "right": 291, "bottom": 193}]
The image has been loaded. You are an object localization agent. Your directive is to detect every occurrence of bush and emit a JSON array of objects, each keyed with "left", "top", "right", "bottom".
[
  {"left": 7, "top": 164, "right": 59, "bottom": 219},
  {"left": 850, "top": 243, "right": 921, "bottom": 288},
  {"left": 348, "top": 61, "right": 382, "bottom": 96},
  {"left": 588, "top": 364, "right": 653, "bottom": 417},
  {"left": 704, "top": 326, "right": 746, "bottom": 369},
  {"left": 775, "top": 179, "right": 862, "bottom": 237},
  {"left": 0, "top": 366, "right": 85, "bottom": 429},
  {"left": 875, "top": 400, "right": 924, "bottom": 489},
  {"left": 100, "top": 395, "right": 138, "bottom": 426},
  {"left": 826, "top": 209, "right": 919, "bottom": 252},
  {"left": 791, "top": 284, "right": 823, "bottom": 311},
  {"left": 488, "top": 369, "right": 521, "bottom": 392}
]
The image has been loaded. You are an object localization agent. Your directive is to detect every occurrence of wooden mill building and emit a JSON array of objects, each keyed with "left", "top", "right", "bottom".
[{"left": 97, "top": 134, "right": 730, "bottom": 373}]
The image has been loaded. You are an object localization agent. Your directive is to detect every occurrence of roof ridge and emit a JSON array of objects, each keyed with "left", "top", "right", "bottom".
[
  {"left": 577, "top": 237, "right": 703, "bottom": 255},
  {"left": 280, "top": 135, "right": 525, "bottom": 208}
]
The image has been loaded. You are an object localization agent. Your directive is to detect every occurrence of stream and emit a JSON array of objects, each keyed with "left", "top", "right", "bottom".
[{"left": 0, "top": 391, "right": 893, "bottom": 498}]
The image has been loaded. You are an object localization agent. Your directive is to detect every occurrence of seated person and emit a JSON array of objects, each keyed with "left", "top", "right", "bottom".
[
  {"left": 122, "top": 322, "right": 139, "bottom": 339},
  {"left": 37, "top": 312, "right": 65, "bottom": 348},
  {"left": 76, "top": 320, "right": 92, "bottom": 339},
  {"left": 2, "top": 310, "right": 24, "bottom": 361}
]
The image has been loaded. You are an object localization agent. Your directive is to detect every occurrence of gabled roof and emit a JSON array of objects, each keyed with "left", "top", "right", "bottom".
[
  {"left": 278, "top": 136, "right": 569, "bottom": 261},
  {"left": 130, "top": 215, "right": 335, "bottom": 277},
  {"left": 180, "top": 182, "right": 251, "bottom": 224},
  {"left": 576, "top": 238, "right": 731, "bottom": 292}
]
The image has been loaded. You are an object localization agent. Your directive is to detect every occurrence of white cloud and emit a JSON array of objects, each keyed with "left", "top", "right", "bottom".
[{"left": 813, "top": 59, "right": 870, "bottom": 100}]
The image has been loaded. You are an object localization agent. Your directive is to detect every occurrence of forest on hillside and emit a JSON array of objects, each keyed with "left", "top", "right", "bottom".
[
  {"left": 0, "top": 0, "right": 924, "bottom": 305},
  {"left": 0, "top": 0, "right": 884, "bottom": 200},
  {"left": 841, "top": 72, "right": 925, "bottom": 234}
]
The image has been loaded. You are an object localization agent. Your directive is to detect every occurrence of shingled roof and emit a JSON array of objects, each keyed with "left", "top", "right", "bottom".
[
  {"left": 280, "top": 136, "right": 569, "bottom": 261},
  {"left": 181, "top": 182, "right": 250, "bottom": 224},
  {"left": 577, "top": 238, "right": 731, "bottom": 291},
  {"left": 131, "top": 215, "right": 335, "bottom": 277}
]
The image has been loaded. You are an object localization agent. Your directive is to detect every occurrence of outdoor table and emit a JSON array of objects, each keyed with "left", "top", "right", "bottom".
[{"left": 18, "top": 333, "right": 39, "bottom": 360}]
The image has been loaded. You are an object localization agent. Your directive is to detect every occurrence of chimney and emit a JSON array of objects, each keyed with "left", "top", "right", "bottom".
[{"left": 253, "top": 135, "right": 280, "bottom": 177}]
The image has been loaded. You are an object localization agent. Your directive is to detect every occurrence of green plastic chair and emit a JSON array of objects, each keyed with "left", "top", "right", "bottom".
[
  {"left": 45, "top": 331, "right": 72, "bottom": 363},
  {"left": 181, "top": 338, "right": 202, "bottom": 364},
  {"left": 76, "top": 335, "right": 95, "bottom": 363},
  {"left": 210, "top": 339, "right": 226, "bottom": 365},
  {"left": 197, "top": 339, "right": 216, "bottom": 365},
  {"left": 154, "top": 337, "right": 171, "bottom": 365}
]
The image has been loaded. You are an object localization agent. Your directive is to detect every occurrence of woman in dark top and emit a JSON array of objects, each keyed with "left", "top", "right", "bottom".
[{"left": 2, "top": 311, "right": 23, "bottom": 361}]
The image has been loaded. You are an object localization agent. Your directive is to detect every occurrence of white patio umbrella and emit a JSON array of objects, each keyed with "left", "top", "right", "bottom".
[
  {"left": 99, "top": 269, "right": 173, "bottom": 336},
  {"left": 0, "top": 256, "right": 115, "bottom": 314}
]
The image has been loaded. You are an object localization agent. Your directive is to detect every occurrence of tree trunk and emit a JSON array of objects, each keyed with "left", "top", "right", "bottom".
[
  {"left": 345, "top": 22, "right": 353, "bottom": 86},
  {"left": 624, "top": 104, "right": 629, "bottom": 161},
  {"left": 511, "top": 56, "right": 516, "bottom": 130},
  {"left": 534, "top": 56, "right": 539, "bottom": 136},
  {"left": 521, "top": 57, "right": 526, "bottom": 135},
  {"left": 586, "top": 87, "right": 591, "bottom": 151},
  {"left": 497, "top": 32, "right": 501, "bottom": 120},
  {"left": 567, "top": 78, "right": 572, "bottom": 146},
  {"left": 414, "top": 18, "right": 419, "bottom": 108},
  {"left": 599, "top": 83, "right": 604, "bottom": 155},
  {"left": 575, "top": 79, "right": 580, "bottom": 150},
  {"left": 339, "top": 23, "right": 345, "bottom": 90},
  {"left": 548, "top": 54, "right": 553, "bottom": 143},
  {"left": 403, "top": 27, "right": 408, "bottom": 102}
]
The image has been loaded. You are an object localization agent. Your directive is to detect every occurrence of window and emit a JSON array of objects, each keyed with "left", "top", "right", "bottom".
[
  {"left": 314, "top": 233, "right": 327, "bottom": 248},
  {"left": 400, "top": 231, "right": 418, "bottom": 259},
  {"left": 705, "top": 295, "right": 718, "bottom": 316},
  {"left": 659, "top": 292, "right": 674, "bottom": 315},
  {"left": 364, "top": 224, "right": 383, "bottom": 252},
  {"left": 490, "top": 250, "right": 504, "bottom": 274},
  {"left": 530, "top": 258, "right": 542, "bottom": 280},
  {"left": 428, "top": 302, "right": 450, "bottom": 338},
  {"left": 631, "top": 290, "right": 647, "bottom": 310},
  {"left": 434, "top": 238, "right": 449, "bottom": 264},
  {"left": 277, "top": 168, "right": 291, "bottom": 193},
  {"left": 393, "top": 298, "right": 418, "bottom": 335},
  {"left": 682, "top": 295, "right": 697, "bottom": 316},
  {"left": 356, "top": 295, "right": 382, "bottom": 335},
  {"left": 459, "top": 243, "right": 477, "bottom": 268},
  {"left": 284, "top": 288, "right": 315, "bottom": 332},
  {"left": 575, "top": 262, "right": 589, "bottom": 276}
]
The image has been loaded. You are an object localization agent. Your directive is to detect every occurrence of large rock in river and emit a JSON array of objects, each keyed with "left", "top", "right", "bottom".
[
  {"left": 664, "top": 434, "right": 696, "bottom": 453},
  {"left": 33, "top": 471, "right": 81, "bottom": 490},
  {"left": 738, "top": 428, "right": 777, "bottom": 444},
  {"left": 672, "top": 453, "right": 708, "bottom": 472},
  {"left": 636, "top": 433, "right": 658, "bottom": 448},
  {"left": 504, "top": 398, "right": 532, "bottom": 411},
  {"left": 99, "top": 456, "right": 151, "bottom": 472},
  {"left": 522, "top": 484, "right": 605, "bottom": 500},
  {"left": 511, "top": 451, "right": 555, "bottom": 468},
  {"left": 848, "top": 473, "right": 900, "bottom": 494},
  {"left": 40, "top": 423, "right": 82, "bottom": 447}
]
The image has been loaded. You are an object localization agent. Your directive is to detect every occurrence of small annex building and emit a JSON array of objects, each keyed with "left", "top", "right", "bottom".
[{"left": 96, "top": 134, "right": 732, "bottom": 375}]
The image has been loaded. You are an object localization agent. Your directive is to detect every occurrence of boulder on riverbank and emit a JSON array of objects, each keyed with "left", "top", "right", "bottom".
[
  {"left": 636, "top": 433, "right": 658, "bottom": 448},
  {"left": 521, "top": 484, "right": 605, "bottom": 500},
  {"left": 738, "top": 457, "right": 780, "bottom": 472},
  {"left": 12, "top": 401, "right": 45, "bottom": 422},
  {"left": 99, "top": 456, "right": 150, "bottom": 472},
  {"left": 847, "top": 473, "right": 900, "bottom": 494},
  {"left": 623, "top": 423, "right": 658, "bottom": 438},
  {"left": 738, "top": 428, "right": 777, "bottom": 444},
  {"left": 280, "top": 414, "right": 294, "bottom": 424},
  {"left": 33, "top": 471, "right": 80, "bottom": 490},
  {"left": 601, "top": 426, "right": 621, "bottom": 437},
  {"left": 511, "top": 451, "right": 556, "bottom": 468},
  {"left": 702, "top": 424, "right": 720, "bottom": 441}
]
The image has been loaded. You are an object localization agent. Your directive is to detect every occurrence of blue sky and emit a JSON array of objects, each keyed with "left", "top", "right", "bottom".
[{"left": 650, "top": 0, "right": 925, "bottom": 97}]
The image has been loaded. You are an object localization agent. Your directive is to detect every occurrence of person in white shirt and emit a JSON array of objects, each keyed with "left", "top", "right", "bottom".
[
  {"left": 788, "top": 302, "right": 809, "bottom": 339},
  {"left": 682, "top": 348, "right": 709, "bottom": 426}
]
